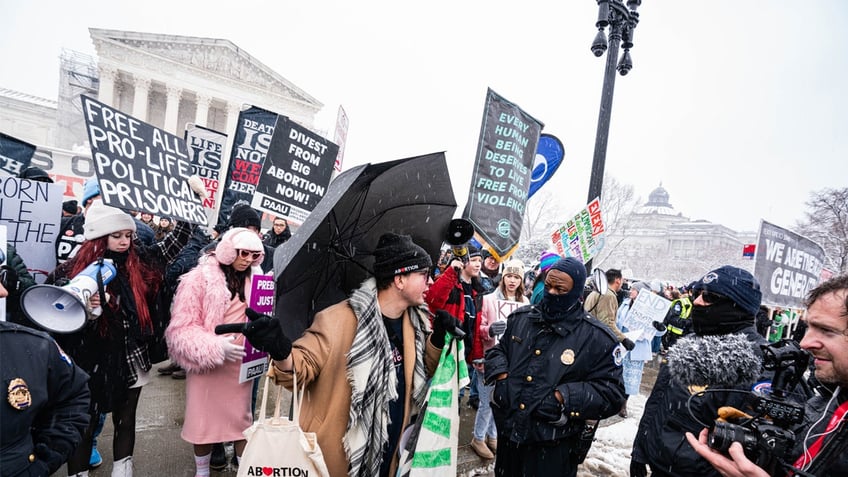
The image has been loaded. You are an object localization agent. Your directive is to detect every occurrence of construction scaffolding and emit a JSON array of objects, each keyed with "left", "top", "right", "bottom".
[{"left": 56, "top": 48, "right": 99, "bottom": 150}]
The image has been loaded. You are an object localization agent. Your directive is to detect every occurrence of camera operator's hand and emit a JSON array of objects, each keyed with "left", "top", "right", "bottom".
[
  {"left": 652, "top": 320, "right": 666, "bottom": 332},
  {"left": 685, "top": 429, "right": 769, "bottom": 477},
  {"left": 243, "top": 308, "right": 292, "bottom": 360},
  {"left": 621, "top": 338, "right": 636, "bottom": 351},
  {"left": 488, "top": 320, "right": 507, "bottom": 337},
  {"left": 431, "top": 310, "right": 462, "bottom": 348}
]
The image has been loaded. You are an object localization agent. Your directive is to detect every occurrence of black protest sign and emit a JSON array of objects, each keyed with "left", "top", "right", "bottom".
[
  {"left": 754, "top": 220, "right": 826, "bottom": 308},
  {"left": 217, "top": 106, "right": 280, "bottom": 225},
  {"left": 252, "top": 119, "right": 338, "bottom": 225},
  {"left": 80, "top": 96, "right": 206, "bottom": 225},
  {"left": 463, "top": 88, "right": 543, "bottom": 258},
  {"left": 0, "top": 132, "right": 36, "bottom": 176}
]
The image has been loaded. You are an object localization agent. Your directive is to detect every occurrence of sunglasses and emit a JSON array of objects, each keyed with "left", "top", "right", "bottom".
[
  {"left": 697, "top": 290, "right": 728, "bottom": 304},
  {"left": 237, "top": 249, "right": 263, "bottom": 260}
]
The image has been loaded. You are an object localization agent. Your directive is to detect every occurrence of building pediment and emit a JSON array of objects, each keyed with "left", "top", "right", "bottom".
[{"left": 89, "top": 28, "right": 320, "bottom": 107}]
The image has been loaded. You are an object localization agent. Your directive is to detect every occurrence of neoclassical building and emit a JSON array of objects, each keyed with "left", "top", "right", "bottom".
[
  {"left": 594, "top": 185, "right": 757, "bottom": 283},
  {"left": 1, "top": 28, "right": 325, "bottom": 200}
]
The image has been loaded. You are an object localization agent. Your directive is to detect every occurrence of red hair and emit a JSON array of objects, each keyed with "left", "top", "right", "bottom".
[{"left": 71, "top": 237, "right": 161, "bottom": 332}]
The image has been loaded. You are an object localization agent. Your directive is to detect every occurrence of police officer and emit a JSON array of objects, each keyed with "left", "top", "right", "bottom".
[
  {"left": 1, "top": 283, "right": 91, "bottom": 477},
  {"left": 484, "top": 257, "right": 625, "bottom": 477}
]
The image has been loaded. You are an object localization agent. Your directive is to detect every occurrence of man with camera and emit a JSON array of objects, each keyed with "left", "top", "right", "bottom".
[
  {"left": 686, "top": 275, "right": 848, "bottom": 476},
  {"left": 630, "top": 265, "right": 769, "bottom": 477}
]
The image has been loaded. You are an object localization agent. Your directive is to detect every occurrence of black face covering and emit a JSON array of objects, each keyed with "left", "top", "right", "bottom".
[
  {"left": 691, "top": 301, "right": 754, "bottom": 336},
  {"left": 540, "top": 287, "right": 583, "bottom": 322}
]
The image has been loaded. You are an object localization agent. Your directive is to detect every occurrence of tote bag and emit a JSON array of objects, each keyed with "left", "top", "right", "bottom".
[{"left": 237, "top": 371, "right": 330, "bottom": 477}]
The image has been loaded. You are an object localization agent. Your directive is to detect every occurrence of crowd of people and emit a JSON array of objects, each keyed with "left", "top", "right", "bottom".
[{"left": 2, "top": 166, "right": 847, "bottom": 477}]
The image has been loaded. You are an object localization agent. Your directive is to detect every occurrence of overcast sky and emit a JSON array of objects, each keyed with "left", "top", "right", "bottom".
[{"left": 1, "top": 1, "right": 846, "bottom": 233}]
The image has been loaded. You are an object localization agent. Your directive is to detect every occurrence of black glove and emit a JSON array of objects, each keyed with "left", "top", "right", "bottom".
[
  {"left": 34, "top": 443, "right": 62, "bottom": 474},
  {"left": 533, "top": 390, "right": 565, "bottom": 423},
  {"left": 243, "top": 308, "right": 292, "bottom": 360},
  {"left": 629, "top": 460, "right": 648, "bottom": 477},
  {"left": 488, "top": 320, "right": 507, "bottom": 337},
  {"left": 431, "top": 310, "right": 462, "bottom": 348},
  {"left": 652, "top": 320, "right": 666, "bottom": 332},
  {"left": 621, "top": 338, "right": 636, "bottom": 351}
]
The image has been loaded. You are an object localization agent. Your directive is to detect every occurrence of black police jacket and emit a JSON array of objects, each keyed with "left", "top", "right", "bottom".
[
  {"left": 0, "top": 321, "right": 90, "bottom": 476},
  {"left": 484, "top": 304, "right": 625, "bottom": 444}
]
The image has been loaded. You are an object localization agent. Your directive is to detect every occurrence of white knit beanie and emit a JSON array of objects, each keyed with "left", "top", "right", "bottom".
[{"left": 84, "top": 203, "right": 136, "bottom": 240}]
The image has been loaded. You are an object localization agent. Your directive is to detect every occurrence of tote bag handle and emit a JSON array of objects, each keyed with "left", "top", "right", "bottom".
[{"left": 258, "top": 364, "right": 301, "bottom": 423}]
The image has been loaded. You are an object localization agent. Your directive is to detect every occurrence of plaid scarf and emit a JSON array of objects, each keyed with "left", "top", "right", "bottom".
[{"left": 345, "top": 278, "right": 429, "bottom": 477}]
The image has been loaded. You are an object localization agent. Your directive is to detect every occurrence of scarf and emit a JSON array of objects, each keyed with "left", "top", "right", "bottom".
[{"left": 345, "top": 278, "right": 429, "bottom": 477}]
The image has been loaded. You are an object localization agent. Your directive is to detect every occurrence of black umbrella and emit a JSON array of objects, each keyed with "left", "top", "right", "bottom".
[{"left": 272, "top": 152, "right": 457, "bottom": 339}]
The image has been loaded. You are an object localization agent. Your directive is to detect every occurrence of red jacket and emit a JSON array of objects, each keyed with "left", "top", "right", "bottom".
[{"left": 425, "top": 266, "right": 483, "bottom": 359}]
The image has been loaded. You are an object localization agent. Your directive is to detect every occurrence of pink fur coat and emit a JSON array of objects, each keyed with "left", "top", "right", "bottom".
[{"left": 165, "top": 254, "right": 262, "bottom": 373}]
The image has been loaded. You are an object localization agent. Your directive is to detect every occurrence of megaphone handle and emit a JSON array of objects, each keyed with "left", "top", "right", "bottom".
[{"left": 215, "top": 323, "right": 247, "bottom": 335}]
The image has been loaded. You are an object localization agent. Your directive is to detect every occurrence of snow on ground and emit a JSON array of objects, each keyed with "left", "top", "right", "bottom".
[{"left": 578, "top": 393, "right": 647, "bottom": 477}]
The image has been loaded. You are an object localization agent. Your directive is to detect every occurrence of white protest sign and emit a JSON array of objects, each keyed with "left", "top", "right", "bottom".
[
  {"left": 0, "top": 176, "right": 63, "bottom": 281},
  {"left": 620, "top": 290, "right": 671, "bottom": 337},
  {"left": 492, "top": 298, "right": 524, "bottom": 341}
]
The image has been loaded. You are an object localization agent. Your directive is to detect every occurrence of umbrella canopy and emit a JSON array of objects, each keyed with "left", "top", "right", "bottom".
[{"left": 273, "top": 152, "right": 457, "bottom": 339}]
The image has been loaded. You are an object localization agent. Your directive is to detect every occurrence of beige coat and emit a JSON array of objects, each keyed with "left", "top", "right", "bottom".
[
  {"left": 270, "top": 300, "right": 441, "bottom": 477},
  {"left": 584, "top": 289, "right": 626, "bottom": 342}
]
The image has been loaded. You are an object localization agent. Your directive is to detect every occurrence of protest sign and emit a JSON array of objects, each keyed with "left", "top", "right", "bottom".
[
  {"left": 240, "top": 274, "right": 274, "bottom": 383},
  {"left": 0, "top": 176, "right": 63, "bottom": 281},
  {"left": 217, "top": 106, "right": 280, "bottom": 225},
  {"left": 80, "top": 96, "right": 206, "bottom": 225},
  {"left": 184, "top": 124, "right": 227, "bottom": 223},
  {"left": 491, "top": 298, "right": 525, "bottom": 341},
  {"left": 463, "top": 88, "right": 542, "bottom": 259},
  {"left": 550, "top": 197, "right": 606, "bottom": 264},
  {"left": 252, "top": 119, "right": 338, "bottom": 225},
  {"left": 754, "top": 220, "right": 826, "bottom": 308},
  {"left": 0, "top": 132, "right": 36, "bottom": 177},
  {"left": 619, "top": 289, "right": 671, "bottom": 336}
]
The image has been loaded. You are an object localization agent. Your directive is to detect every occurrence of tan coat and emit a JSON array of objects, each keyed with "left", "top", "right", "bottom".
[
  {"left": 584, "top": 289, "right": 626, "bottom": 342},
  {"left": 270, "top": 300, "right": 441, "bottom": 477}
]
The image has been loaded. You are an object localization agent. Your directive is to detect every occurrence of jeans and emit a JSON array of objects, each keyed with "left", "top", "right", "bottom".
[{"left": 472, "top": 369, "right": 496, "bottom": 441}]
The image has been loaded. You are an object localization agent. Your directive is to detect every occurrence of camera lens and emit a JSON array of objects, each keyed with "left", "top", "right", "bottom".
[{"left": 708, "top": 422, "right": 757, "bottom": 454}]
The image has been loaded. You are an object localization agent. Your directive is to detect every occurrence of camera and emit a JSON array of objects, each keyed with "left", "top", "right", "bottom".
[{"left": 707, "top": 339, "right": 809, "bottom": 475}]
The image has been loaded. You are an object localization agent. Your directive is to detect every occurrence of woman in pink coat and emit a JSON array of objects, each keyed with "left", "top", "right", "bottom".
[
  {"left": 165, "top": 228, "right": 265, "bottom": 477},
  {"left": 470, "top": 259, "right": 529, "bottom": 459}
]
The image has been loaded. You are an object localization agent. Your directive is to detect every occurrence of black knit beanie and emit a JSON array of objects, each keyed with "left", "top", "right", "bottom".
[
  {"left": 226, "top": 203, "right": 261, "bottom": 229},
  {"left": 373, "top": 233, "right": 432, "bottom": 278}
]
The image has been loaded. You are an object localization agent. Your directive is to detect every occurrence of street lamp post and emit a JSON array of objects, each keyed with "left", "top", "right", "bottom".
[{"left": 585, "top": 0, "right": 641, "bottom": 272}]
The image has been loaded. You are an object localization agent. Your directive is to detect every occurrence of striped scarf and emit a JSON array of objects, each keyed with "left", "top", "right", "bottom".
[{"left": 345, "top": 278, "right": 429, "bottom": 477}]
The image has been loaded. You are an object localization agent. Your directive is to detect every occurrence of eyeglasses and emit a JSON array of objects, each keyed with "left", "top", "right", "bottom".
[
  {"left": 696, "top": 290, "right": 728, "bottom": 305},
  {"left": 237, "top": 249, "right": 262, "bottom": 260}
]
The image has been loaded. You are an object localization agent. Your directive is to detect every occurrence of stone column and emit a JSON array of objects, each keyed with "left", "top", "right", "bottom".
[
  {"left": 132, "top": 76, "right": 151, "bottom": 122},
  {"left": 195, "top": 93, "right": 212, "bottom": 127},
  {"left": 225, "top": 101, "right": 241, "bottom": 136},
  {"left": 97, "top": 65, "right": 118, "bottom": 106},
  {"left": 163, "top": 85, "right": 183, "bottom": 134}
]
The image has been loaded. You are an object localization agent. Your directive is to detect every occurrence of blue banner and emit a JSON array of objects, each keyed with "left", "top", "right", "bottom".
[{"left": 527, "top": 133, "right": 564, "bottom": 199}]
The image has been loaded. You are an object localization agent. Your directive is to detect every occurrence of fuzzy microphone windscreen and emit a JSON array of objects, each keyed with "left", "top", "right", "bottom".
[{"left": 668, "top": 334, "right": 762, "bottom": 388}]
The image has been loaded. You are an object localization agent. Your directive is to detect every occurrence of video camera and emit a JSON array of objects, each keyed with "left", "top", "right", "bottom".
[{"left": 707, "top": 339, "right": 810, "bottom": 475}]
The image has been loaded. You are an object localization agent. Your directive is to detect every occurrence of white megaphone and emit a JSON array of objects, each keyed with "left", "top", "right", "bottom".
[{"left": 20, "top": 259, "right": 117, "bottom": 333}]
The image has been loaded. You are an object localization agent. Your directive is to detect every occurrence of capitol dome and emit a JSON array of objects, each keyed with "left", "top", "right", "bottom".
[{"left": 635, "top": 184, "right": 679, "bottom": 216}]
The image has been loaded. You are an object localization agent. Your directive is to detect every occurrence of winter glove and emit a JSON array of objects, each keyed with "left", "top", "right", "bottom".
[
  {"left": 629, "top": 460, "right": 648, "bottom": 477},
  {"left": 652, "top": 320, "right": 666, "bottom": 332},
  {"left": 243, "top": 308, "right": 292, "bottom": 360},
  {"left": 220, "top": 335, "right": 246, "bottom": 362},
  {"left": 431, "top": 310, "right": 462, "bottom": 348},
  {"left": 533, "top": 390, "right": 565, "bottom": 423},
  {"left": 621, "top": 338, "right": 636, "bottom": 351},
  {"left": 34, "top": 443, "right": 63, "bottom": 474},
  {"left": 488, "top": 320, "right": 507, "bottom": 337}
]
